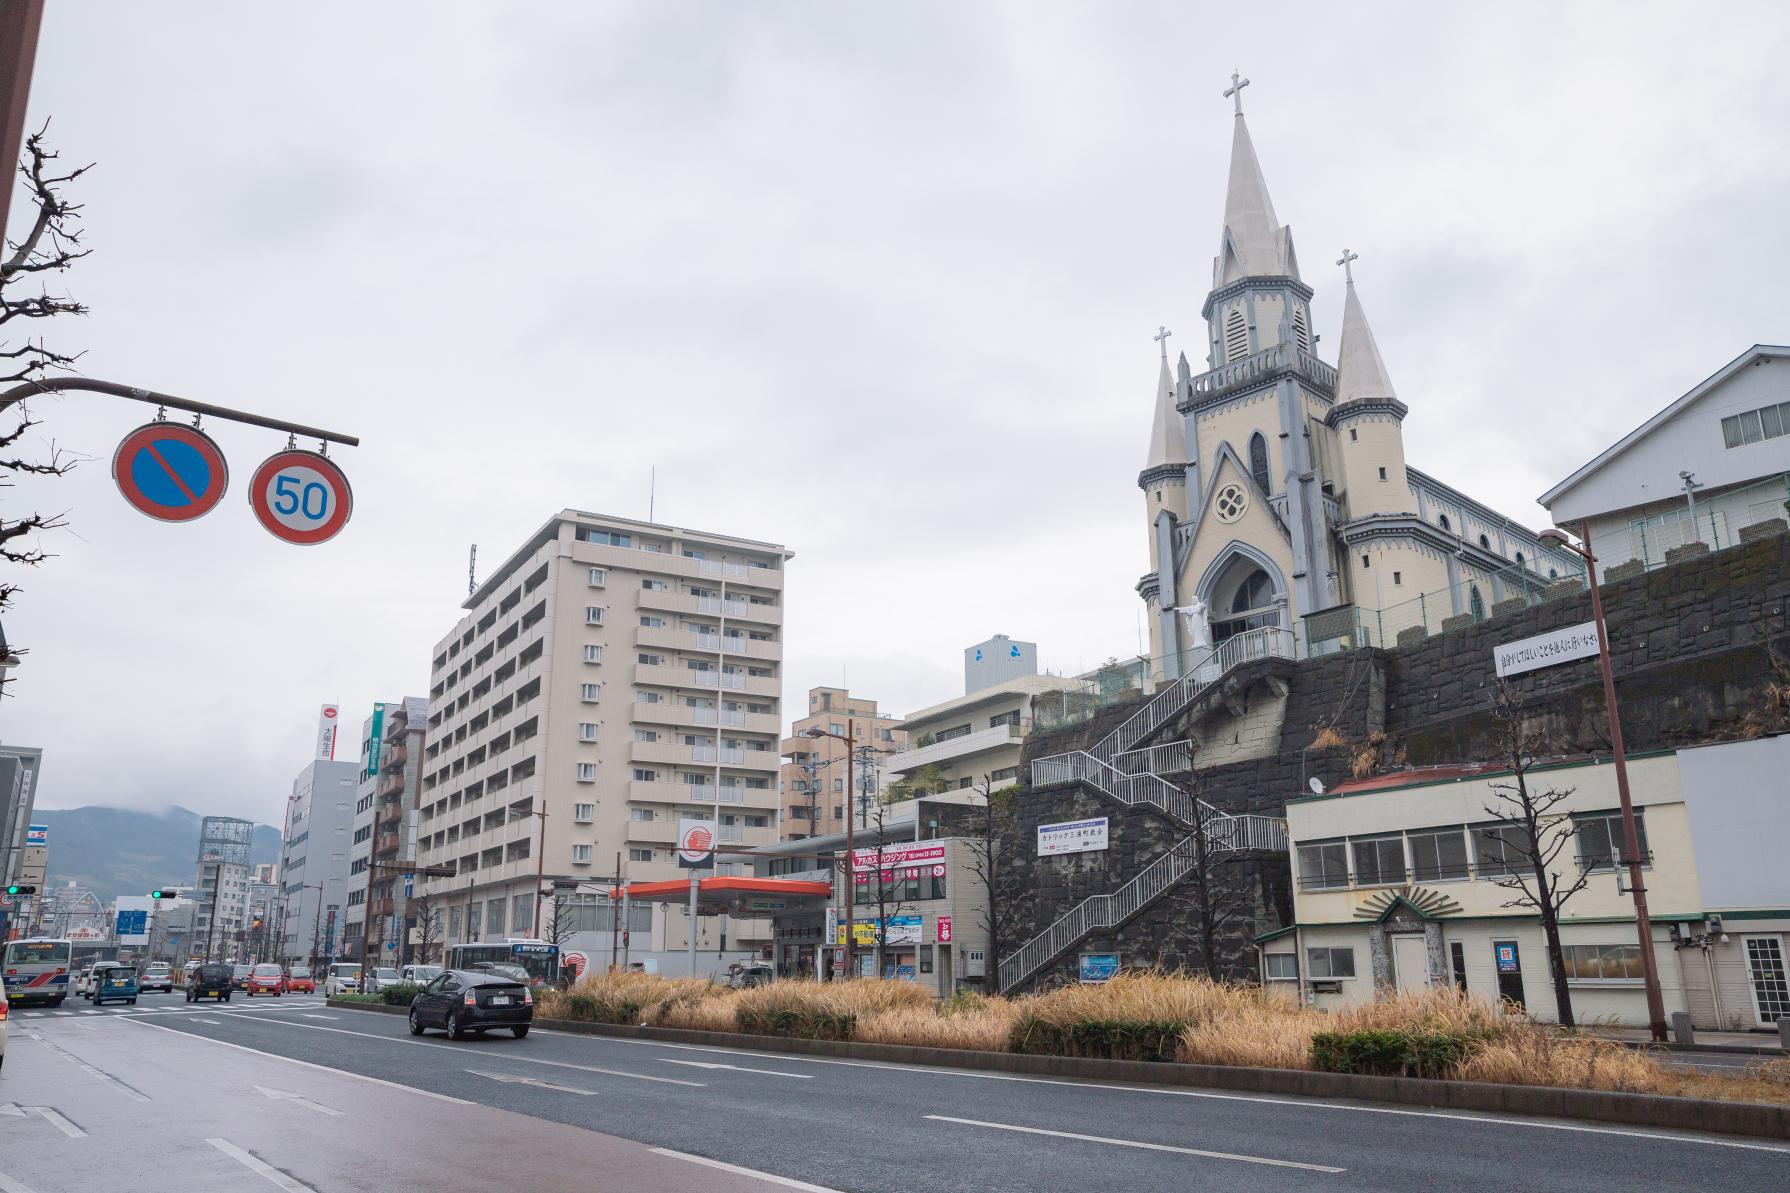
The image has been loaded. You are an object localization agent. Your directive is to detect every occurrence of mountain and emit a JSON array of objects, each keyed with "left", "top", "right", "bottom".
[{"left": 33, "top": 806, "right": 282, "bottom": 903}]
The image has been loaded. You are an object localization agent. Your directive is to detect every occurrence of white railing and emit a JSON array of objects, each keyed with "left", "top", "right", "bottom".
[
  {"left": 998, "top": 836, "right": 1195, "bottom": 991},
  {"left": 699, "top": 560, "right": 751, "bottom": 579},
  {"left": 1111, "top": 741, "right": 1192, "bottom": 776},
  {"left": 1029, "top": 750, "right": 1286, "bottom": 854},
  {"left": 1103, "top": 625, "right": 1295, "bottom": 758},
  {"left": 693, "top": 746, "right": 745, "bottom": 765},
  {"left": 693, "top": 708, "right": 719, "bottom": 725},
  {"left": 719, "top": 709, "right": 746, "bottom": 728}
]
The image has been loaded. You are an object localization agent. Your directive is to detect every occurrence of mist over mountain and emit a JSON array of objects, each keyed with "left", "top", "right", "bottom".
[{"left": 34, "top": 806, "right": 282, "bottom": 904}]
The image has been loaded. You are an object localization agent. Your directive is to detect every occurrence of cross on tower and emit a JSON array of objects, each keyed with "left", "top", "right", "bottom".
[
  {"left": 1336, "top": 248, "right": 1359, "bottom": 283},
  {"left": 1224, "top": 70, "right": 1250, "bottom": 115},
  {"left": 1154, "top": 325, "right": 1173, "bottom": 360}
]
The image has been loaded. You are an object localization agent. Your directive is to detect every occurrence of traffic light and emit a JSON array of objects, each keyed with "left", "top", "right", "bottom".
[
  {"left": 151, "top": 889, "right": 169, "bottom": 899},
  {"left": 4, "top": 883, "right": 35, "bottom": 896}
]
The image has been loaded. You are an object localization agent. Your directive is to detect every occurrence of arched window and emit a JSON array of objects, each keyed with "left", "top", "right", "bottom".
[
  {"left": 1469, "top": 585, "right": 1486, "bottom": 621},
  {"left": 1478, "top": 534, "right": 1491, "bottom": 550},
  {"left": 1249, "top": 432, "right": 1271, "bottom": 495},
  {"left": 1515, "top": 551, "right": 1525, "bottom": 567},
  {"left": 1548, "top": 568, "right": 1558, "bottom": 580},
  {"left": 1438, "top": 514, "right": 1451, "bottom": 532},
  {"left": 1232, "top": 569, "right": 1274, "bottom": 615},
  {"left": 1224, "top": 308, "right": 1250, "bottom": 363}
]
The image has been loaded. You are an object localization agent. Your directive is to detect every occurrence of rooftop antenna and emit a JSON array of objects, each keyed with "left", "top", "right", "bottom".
[
  {"left": 649, "top": 465, "right": 656, "bottom": 524},
  {"left": 468, "top": 544, "right": 477, "bottom": 597}
]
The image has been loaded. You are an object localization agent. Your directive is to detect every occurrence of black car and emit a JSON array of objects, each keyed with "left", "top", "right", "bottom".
[
  {"left": 407, "top": 969, "right": 532, "bottom": 1039},
  {"left": 186, "top": 962, "right": 233, "bottom": 1002}
]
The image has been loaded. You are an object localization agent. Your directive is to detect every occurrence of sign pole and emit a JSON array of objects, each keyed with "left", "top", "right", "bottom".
[{"left": 686, "top": 869, "right": 698, "bottom": 977}]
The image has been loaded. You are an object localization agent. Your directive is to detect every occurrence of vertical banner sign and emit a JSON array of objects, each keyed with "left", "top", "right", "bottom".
[
  {"left": 249, "top": 449, "right": 354, "bottom": 545},
  {"left": 367, "top": 702, "right": 386, "bottom": 777},
  {"left": 936, "top": 915, "right": 952, "bottom": 943},
  {"left": 676, "top": 819, "right": 716, "bottom": 869},
  {"left": 317, "top": 704, "right": 341, "bottom": 760}
]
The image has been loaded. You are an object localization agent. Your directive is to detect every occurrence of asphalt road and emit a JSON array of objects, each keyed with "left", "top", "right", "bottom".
[{"left": 5, "top": 991, "right": 1789, "bottom": 1192}]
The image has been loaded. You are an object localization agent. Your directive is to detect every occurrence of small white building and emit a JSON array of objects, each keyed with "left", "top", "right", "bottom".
[
  {"left": 1267, "top": 736, "right": 1790, "bottom": 1030},
  {"left": 1541, "top": 345, "right": 1790, "bottom": 568}
]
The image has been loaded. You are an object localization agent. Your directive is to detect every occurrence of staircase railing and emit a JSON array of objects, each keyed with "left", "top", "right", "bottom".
[
  {"left": 1100, "top": 625, "right": 1295, "bottom": 759},
  {"left": 1031, "top": 749, "right": 1287, "bottom": 850}
]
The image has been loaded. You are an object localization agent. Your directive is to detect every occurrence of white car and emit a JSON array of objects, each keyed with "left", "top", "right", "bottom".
[
  {"left": 401, "top": 964, "right": 442, "bottom": 985},
  {"left": 364, "top": 967, "right": 401, "bottom": 993},
  {"left": 322, "top": 963, "right": 362, "bottom": 996},
  {"left": 139, "top": 963, "right": 174, "bottom": 994}
]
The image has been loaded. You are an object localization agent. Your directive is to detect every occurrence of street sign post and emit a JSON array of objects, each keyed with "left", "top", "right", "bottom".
[
  {"left": 249, "top": 449, "right": 354, "bottom": 545},
  {"left": 112, "top": 422, "right": 229, "bottom": 522}
]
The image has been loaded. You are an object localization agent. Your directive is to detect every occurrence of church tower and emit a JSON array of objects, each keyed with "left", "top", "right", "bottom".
[
  {"left": 1139, "top": 336, "right": 1188, "bottom": 673},
  {"left": 1327, "top": 253, "right": 1413, "bottom": 521}
]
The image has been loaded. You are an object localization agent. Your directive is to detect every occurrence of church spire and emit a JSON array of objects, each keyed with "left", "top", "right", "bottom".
[
  {"left": 1213, "top": 71, "right": 1297, "bottom": 288},
  {"left": 1143, "top": 329, "right": 1186, "bottom": 474},
  {"left": 1333, "top": 250, "right": 1398, "bottom": 403}
]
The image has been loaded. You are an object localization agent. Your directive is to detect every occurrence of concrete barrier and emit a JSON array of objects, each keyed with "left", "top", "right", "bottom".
[{"left": 326, "top": 998, "right": 1790, "bottom": 1139}]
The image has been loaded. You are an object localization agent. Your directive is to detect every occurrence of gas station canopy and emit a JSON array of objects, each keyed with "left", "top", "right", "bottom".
[{"left": 608, "top": 876, "right": 831, "bottom": 916}]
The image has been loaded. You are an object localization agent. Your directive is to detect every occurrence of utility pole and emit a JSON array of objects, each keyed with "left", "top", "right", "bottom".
[
  {"left": 610, "top": 850, "right": 621, "bottom": 972},
  {"left": 529, "top": 804, "right": 548, "bottom": 937},
  {"left": 804, "top": 720, "right": 858, "bottom": 978}
]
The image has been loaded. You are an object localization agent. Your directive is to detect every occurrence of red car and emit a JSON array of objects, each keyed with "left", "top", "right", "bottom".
[
  {"left": 284, "top": 966, "right": 315, "bottom": 994},
  {"left": 245, "top": 963, "right": 286, "bottom": 996}
]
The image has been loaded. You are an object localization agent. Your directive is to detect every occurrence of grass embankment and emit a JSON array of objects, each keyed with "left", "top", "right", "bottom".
[{"left": 535, "top": 971, "right": 1790, "bottom": 1105}]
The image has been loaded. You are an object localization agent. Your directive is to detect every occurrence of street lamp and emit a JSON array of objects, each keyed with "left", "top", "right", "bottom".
[
  {"left": 1538, "top": 523, "right": 1668, "bottom": 1042},
  {"left": 804, "top": 723, "right": 858, "bottom": 978}
]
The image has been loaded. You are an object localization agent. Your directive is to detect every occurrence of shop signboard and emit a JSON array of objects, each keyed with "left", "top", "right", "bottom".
[
  {"left": 1039, "top": 817, "right": 1108, "bottom": 857},
  {"left": 850, "top": 843, "right": 946, "bottom": 874},
  {"left": 1079, "top": 953, "right": 1121, "bottom": 983}
]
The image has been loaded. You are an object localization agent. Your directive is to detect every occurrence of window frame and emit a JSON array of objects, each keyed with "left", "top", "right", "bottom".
[{"left": 1306, "top": 947, "right": 1356, "bottom": 979}]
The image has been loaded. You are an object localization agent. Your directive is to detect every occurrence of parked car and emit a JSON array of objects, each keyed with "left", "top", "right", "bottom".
[
  {"left": 323, "top": 963, "right": 362, "bottom": 996},
  {"left": 407, "top": 970, "right": 532, "bottom": 1039},
  {"left": 363, "top": 967, "right": 402, "bottom": 993},
  {"left": 401, "top": 964, "right": 442, "bottom": 986},
  {"left": 229, "top": 963, "right": 254, "bottom": 991},
  {"left": 72, "top": 965, "right": 95, "bottom": 997},
  {"left": 285, "top": 966, "right": 316, "bottom": 994},
  {"left": 245, "top": 963, "right": 285, "bottom": 996},
  {"left": 727, "top": 963, "right": 775, "bottom": 989},
  {"left": 90, "top": 963, "right": 139, "bottom": 1006},
  {"left": 138, "top": 962, "right": 174, "bottom": 994},
  {"left": 186, "top": 962, "right": 233, "bottom": 1002}
]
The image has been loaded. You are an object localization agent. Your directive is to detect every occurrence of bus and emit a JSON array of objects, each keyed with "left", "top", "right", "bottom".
[
  {"left": 3, "top": 937, "right": 73, "bottom": 1007},
  {"left": 444, "top": 939, "right": 559, "bottom": 986}
]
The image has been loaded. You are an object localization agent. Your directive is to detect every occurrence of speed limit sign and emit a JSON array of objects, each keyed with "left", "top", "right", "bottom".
[{"left": 249, "top": 449, "right": 354, "bottom": 545}]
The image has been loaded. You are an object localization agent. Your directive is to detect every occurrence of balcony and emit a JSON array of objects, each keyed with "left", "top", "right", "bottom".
[
  {"left": 632, "top": 662, "right": 780, "bottom": 699},
  {"left": 885, "top": 722, "right": 1022, "bottom": 776},
  {"left": 382, "top": 743, "right": 408, "bottom": 772},
  {"left": 625, "top": 818, "right": 681, "bottom": 845},
  {"left": 569, "top": 540, "right": 786, "bottom": 592}
]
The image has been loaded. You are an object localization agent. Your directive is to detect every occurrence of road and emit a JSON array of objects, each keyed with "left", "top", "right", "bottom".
[{"left": 4, "top": 991, "right": 1789, "bottom": 1192}]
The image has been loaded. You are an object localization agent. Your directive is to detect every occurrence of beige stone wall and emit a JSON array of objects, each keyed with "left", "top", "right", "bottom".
[
  {"left": 1334, "top": 415, "right": 1413, "bottom": 519},
  {"left": 1178, "top": 452, "right": 1298, "bottom": 616},
  {"left": 1194, "top": 392, "right": 1280, "bottom": 489}
]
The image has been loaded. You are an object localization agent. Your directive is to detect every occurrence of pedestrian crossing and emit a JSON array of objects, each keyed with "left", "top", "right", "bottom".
[{"left": 11, "top": 998, "right": 327, "bottom": 1021}]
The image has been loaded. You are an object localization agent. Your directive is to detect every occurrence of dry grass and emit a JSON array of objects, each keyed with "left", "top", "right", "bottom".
[{"left": 529, "top": 971, "right": 1790, "bottom": 1106}]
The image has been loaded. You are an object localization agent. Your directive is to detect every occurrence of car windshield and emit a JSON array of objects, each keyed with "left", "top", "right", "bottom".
[
  {"left": 485, "top": 963, "right": 530, "bottom": 983},
  {"left": 409, "top": 966, "right": 442, "bottom": 980},
  {"left": 336, "top": 965, "right": 361, "bottom": 975},
  {"left": 375, "top": 968, "right": 399, "bottom": 979},
  {"left": 145, "top": 963, "right": 169, "bottom": 972},
  {"left": 254, "top": 964, "right": 281, "bottom": 976}
]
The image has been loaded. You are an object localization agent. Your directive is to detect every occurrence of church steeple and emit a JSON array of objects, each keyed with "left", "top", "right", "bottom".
[
  {"left": 1213, "top": 72, "right": 1298, "bottom": 289},
  {"left": 1333, "top": 250, "right": 1397, "bottom": 403},
  {"left": 1142, "top": 330, "right": 1186, "bottom": 476}
]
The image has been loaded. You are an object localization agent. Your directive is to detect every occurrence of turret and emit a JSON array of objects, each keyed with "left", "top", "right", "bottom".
[{"left": 1326, "top": 252, "right": 1412, "bottom": 519}]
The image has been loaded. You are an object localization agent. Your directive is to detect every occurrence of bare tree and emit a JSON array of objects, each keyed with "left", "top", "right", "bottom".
[
  {"left": 1482, "top": 678, "right": 1590, "bottom": 1026},
  {"left": 1169, "top": 786, "right": 1256, "bottom": 981},
  {"left": 1, "top": 126, "right": 90, "bottom": 661},
  {"left": 964, "top": 774, "right": 1019, "bottom": 991},
  {"left": 860, "top": 798, "right": 916, "bottom": 978},
  {"left": 409, "top": 892, "right": 443, "bottom": 966}
]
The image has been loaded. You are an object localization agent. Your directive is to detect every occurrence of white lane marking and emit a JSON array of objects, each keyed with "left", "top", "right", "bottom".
[
  {"left": 206, "top": 1138, "right": 316, "bottom": 1192},
  {"left": 569, "top": 1033, "right": 1790, "bottom": 1156},
  {"left": 660, "top": 1059, "right": 812, "bottom": 1079},
  {"left": 253, "top": 1085, "right": 342, "bottom": 1116},
  {"left": 206, "top": 1011, "right": 706, "bottom": 1086},
  {"left": 926, "top": 1114, "right": 1345, "bottom": 1173},
  {"left": 120, "top": 1016, "right": 473, "bottom": 1106},
  {"left": 466, "top": 1068, "right": 599, "bottom": 1095},
  {"left": 300, "top": 1014, "right": 337, "bottom": 1020},
  {"left": 29, "top": 1107, "right": 86, "bottom": 1139},
  {"left": 649, "top": 1148, "right": 844, "bottom": 1192},
  {"left": 19, "top": 1028, "right": 151, "bottom": 1101},
  {"left": 78, "top": 1010, "right": 101, "bottom": 1016},
  {"left": 0, "top": 1167, "right": 42, "bottom": 1193},
  {"left": 194, "top": 1018, "right": 223, "bottom": 1025},
  {"left": 50, "top": 1012, "right": 73, "bottom": 1017}
]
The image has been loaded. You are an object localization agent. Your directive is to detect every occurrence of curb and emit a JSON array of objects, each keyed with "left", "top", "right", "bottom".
[
  {"left": 1612, "top": 1039, "right": 1786, "bottom": 1058},
  {"left": 325, "top": 998, "right": 1790, "bottom": 1140}
]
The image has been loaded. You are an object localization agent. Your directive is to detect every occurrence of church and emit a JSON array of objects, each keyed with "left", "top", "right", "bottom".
[{"left": 1138, "top": 76, "right": 1582, "bottom": 681}]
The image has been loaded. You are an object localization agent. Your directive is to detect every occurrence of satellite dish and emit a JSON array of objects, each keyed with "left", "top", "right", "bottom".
[{"left": 1308, "top": 777, "right": 1326, "bottom": 795}]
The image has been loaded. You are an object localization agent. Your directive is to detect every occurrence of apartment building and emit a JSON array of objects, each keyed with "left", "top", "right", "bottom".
[
  {"left": 343, "top": 703, "right": 391, "bottom": 961},
  {"left": 415, "top": 511, "right": 790, "bottom": 970},
  {"left": 343, "top": 698, "right": 427, "bottom": 965},
  {"left": 779, "top": 687, "right": 903, "bottom": 841},
  {"left": 279, "top": 759, "right": 358, "bottom": 966}
]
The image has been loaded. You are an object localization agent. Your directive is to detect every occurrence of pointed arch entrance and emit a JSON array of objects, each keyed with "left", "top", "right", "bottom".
[{"left": 1196, "top": 543, "right": 1288, "bottom": 643}]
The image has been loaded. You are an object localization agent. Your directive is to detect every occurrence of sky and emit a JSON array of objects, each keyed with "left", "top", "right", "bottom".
[{"left": 6, "top": 3, "right": 1790, "bottom": 827}]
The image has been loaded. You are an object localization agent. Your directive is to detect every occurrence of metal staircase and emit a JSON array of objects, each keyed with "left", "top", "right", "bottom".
[{"left": 1003, "top": 625, "right": 1295, "bottom": 991}]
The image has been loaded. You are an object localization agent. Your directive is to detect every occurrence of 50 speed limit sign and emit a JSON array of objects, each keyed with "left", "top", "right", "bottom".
[{"left": 249, "top": 449, "right": 354, "bottom": 545}]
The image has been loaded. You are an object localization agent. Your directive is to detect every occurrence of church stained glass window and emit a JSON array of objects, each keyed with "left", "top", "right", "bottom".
[{"left": 1249, "top": 433, "right": 1271, "bottom": 495}]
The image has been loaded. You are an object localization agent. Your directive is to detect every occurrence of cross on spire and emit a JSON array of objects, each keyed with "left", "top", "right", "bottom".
[
  {"left": 1336, "top": 248, "right": 1359, "bottom": 283},
  {"left": 1224, "top": 70, "right": 1250, "bottom": 115},
  {"left": 1154, "top": 325, "right": 1173, "bottom": 360}
]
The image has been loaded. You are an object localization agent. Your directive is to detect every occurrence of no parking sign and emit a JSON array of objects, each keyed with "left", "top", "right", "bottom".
[
  {"left": 112, "top": 422, "right": 229, "bottom": 522},
  {"left": 249, "top": 449, "right": 354, "bottom": 545}
]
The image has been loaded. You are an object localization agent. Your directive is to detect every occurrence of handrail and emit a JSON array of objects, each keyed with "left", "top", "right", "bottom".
[{"left": 1101, "top": 625, "right": 1294, "bottom": 758}]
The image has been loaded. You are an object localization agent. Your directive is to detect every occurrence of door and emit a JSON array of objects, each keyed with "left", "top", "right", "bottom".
[
  {"left": 1391, "top": 935, "right": 1430, "bottom": 992},
  {"left": 1493, "top": 940, "right": 1525, "bottom": 1008},
  {"left": 1745, "top": 936, "right": 1790, "bottom": 1025}
]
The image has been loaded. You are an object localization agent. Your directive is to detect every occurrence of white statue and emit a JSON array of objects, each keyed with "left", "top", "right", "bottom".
[{"left": 1172, "top": 598, "right": 1212, "bottom": 652}]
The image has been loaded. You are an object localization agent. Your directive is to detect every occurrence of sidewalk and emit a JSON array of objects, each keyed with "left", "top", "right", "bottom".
[{"left": 1590, "top": 1026, "right": 1788, "bottom": 1056}]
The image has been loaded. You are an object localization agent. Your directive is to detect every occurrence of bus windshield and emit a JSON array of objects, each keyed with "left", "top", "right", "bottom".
[{"left": 4, "top": 939, "right": 71, "bottom": 966}]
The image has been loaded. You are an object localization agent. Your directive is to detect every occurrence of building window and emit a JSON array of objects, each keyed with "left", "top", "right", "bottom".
[
  {"left": 575, "top": 763, "right": 596, "bottom": 782},
  {"left": 1224, "top": 306, "right": 1250, "bottom": 362},
  {"left": 579, "top": 722, "right": 599, "bottom": 741},
  {"left": 1473, "top": 823, "right": 1534, "bottom": 877},
  {"left": 1378, "top": 466, "right": 1387, "bottom": 481},
  {"left": 1264, "top": 953, "right": 1298, "bottom": 980},
  {"left": 1351, "top": 837, "right": 1406, "bottom": 887},
  {"left": 990, "top": 766, "right": 1018, "bottom": 782},
  {"left": 585, "top": 607, "right": 604, "bottom": 624},
  {"left": 1407, "top": 828, "right": 1469, "bottom": 881},
  {"left": 634, "top": 729, "right": 659, "bottom": 742},
  {"left": 571, "top": 844, "right": 593, "bottom": 864},
  {"left": 581, "top": 684, "right": 601, "bottom": 703},
  {"left": 642, "top": 578, "right": 666, "bottom": 591},
  {"left": 574, "top": 803, "right": 595, "bottom": 822},
  {"left": 935, "top": 723, "right": 973, "bottom": 742},
  {"left": 1562, "top": 944, "right": 1644, "bottom": 982},
  {"left": 1438, "top": 514, "right": 1451, "bottom": 532},
  {"left": 634, "top": 690, "right": 661, "bottom": 704},
  {"left": 638, "top": 653, "right": 664, "bottom": 666},
  {"left": 631, "top": 808, "right": 654, "bottom": 822},
  {"left": 584, "top": 644, "right": 603, "bottom": 664},
  {"left": 639, "top": 615, "right": 665, "bottom": 628},
  {"left": 1349, "top": 428, "right": 1358, "bottom": 442},
  {"left": 1296, "top": 841, "right": 1350, "bottom": 889},
  {"left": 587, "top": 567, "right": 607, "bottom": 587},
  {"left": 1392, "top": 571, "right": 1402, "bottom": 585},
  {"left": 989, "top": 710, "right": 1022, "bottom": 729},
  {"left": 1722, "top": 401, "right": 1790, "bottom": 448},
  {"left": 1574, "top": 810, "right": 1649, "bottom": 870},
  {"left": 629, "top": 848, "right": 653, "bottom": 863},
  {"left": 1450, "top": 941, "right": 1468, "bottom": 991},
  {"left": 1469, "top": 585, "right": 1486, "bottom": 621},
  {"left": 1306, "top": 947, "right": 1356, "bottom": 979},
  {"left": 632, "top": 768, "right": 657, "bottom": 782},
  {"left": 1249, "top": 432, "right": 1271, "bottom": 495},
  {"left": 1361, "top": 554, "right": 1370, "bottom": 569},
  {"left": 1478, "top": 533, "right": 1491, "bottom": 549}
]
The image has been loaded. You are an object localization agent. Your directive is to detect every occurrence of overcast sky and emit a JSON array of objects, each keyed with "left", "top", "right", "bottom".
[{"left": 7, "top": 3, "right": 1789, "bottom": 827}]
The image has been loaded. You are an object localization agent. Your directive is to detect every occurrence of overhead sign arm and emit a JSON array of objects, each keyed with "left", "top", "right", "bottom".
[{"left": 0, "top": 377, "right": 359, "bottom": 447}]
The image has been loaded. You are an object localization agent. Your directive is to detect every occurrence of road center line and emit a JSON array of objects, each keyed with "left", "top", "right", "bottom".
[
  {"left": 926, "top": 1114, "right": 1345, "bottom": 1173},
  {"left": 207, "top": 1138, "right": 316, "bottom": 1193},
  {"left": 0, "top": 1169, "right": 42, "bottom": 1193},
  {"left": 649, "top": 1148, "right": 845, "bottom": 1192},
  {"left": 20, "top": 1029, "right": 151, "bottom": 1102},
  {"left": 660, "top": 1059, "right": 812, "bottom": 1079}
]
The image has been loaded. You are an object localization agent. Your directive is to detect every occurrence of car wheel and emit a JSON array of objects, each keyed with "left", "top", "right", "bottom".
[
  {"left": 446, "top": 1011, "right": 465, "bottom": 1040},
  {"left": 511, "top": 1025, "right": 529, "bottom": 1039},
  {"left": 186, "top": 990, "right": 194, "bottom": 1003},
  {"left": 129, "top": 998, "right": 138, "bottom": 1005},
  {"left": 408, "top": 1008, "right": 425, "bottom": 1036}
]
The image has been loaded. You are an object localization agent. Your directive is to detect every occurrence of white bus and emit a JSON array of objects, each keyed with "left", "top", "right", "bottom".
[
  {"left": 444, "top": 939, "right": 559, "bottom": 986},
  {"left": 3, "top": 937, "right": 73, "bottom": 1007}
]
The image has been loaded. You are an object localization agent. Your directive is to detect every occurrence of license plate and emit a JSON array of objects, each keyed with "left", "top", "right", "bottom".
[
  {"left": 488, "top": 996, "right": 511, "bottom": 1006},
  {"left": 111, "top": 980, "right": 127, "bottom": 986}
]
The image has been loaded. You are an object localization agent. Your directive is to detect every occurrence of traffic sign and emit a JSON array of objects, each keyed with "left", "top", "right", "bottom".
[
  {"left": 112, "top": 422, "right": 229, "bottom": 522},
  {"left": 249, "top": 449, "right": 353, "bottom": 545}
]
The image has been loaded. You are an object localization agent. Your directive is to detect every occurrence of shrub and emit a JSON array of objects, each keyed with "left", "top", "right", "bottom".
[
  {"left": 381, "top": 983, "right": 422, "bottom": 1006},
  {"left": 1310, "top": 1029, "right": 1477, "bottom": 1079},
  {"left": 333, "top": 992, "right": 383, "bottom": 1004},
  {"left": 1010, "top": 1014, "right": 1188, "bottom": 1063}
]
